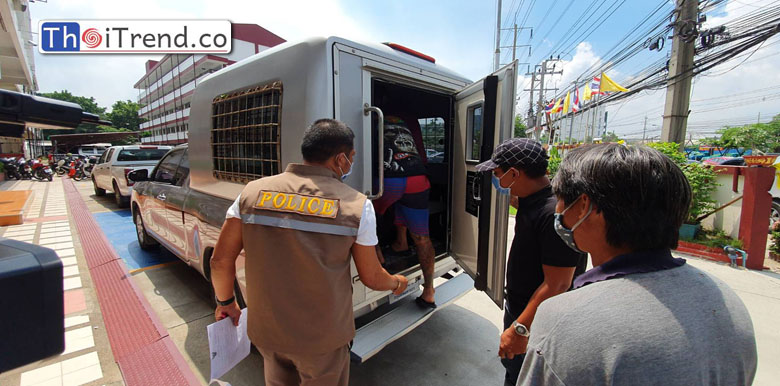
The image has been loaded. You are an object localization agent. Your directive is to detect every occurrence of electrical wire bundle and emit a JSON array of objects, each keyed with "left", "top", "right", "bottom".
[{"left": 577, "top": 0, "right": 780, "bottom": 113}]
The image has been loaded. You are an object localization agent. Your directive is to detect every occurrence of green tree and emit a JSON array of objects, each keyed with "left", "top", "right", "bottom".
[
  {"left": 713, "top": 118, "right": 780, "bottom": 154},
  {"left": 602, "top": 131, "right": 621, "bottom": 143},
  {"left": 646, "top": 142, "right": 718, "bottom": 224},
  {"left": 107, "top": 100, "right": 145, "bottom": 131},
  {"left": 514, "top": 115, "right": 527, "bottom": 138}
]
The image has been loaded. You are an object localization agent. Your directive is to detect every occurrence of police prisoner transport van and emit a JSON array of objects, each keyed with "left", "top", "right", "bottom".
[{"left": 133, "top": 36, "right": 517, "bottom": 362}]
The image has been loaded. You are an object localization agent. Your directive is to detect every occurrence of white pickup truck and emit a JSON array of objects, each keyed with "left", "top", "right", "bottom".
[{"left": 91, "top": 145, "right": 172, "bottom": 207}]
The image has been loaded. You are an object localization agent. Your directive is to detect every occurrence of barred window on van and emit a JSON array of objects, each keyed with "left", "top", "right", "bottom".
[{"left": 211, "top": 82, "right": 282, "bottom": 183}]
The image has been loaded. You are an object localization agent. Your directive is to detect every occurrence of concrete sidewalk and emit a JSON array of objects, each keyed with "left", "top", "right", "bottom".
[
  {"left": 0, "top": 178, "right": 123, "bottom": 386},
  {"left": 678, "top": 253, "right": 780, "bottom": 386}
]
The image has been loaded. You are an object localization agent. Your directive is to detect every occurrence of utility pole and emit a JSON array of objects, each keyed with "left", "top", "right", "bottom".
[
  {"left": 534, "top": 59, "right": 562, "bottom": 140},
  {"left": 661, "top": 0, "right": 699, "bottom": 146},
  {"left": 642, "top": 115, "right": 648, "bottom": 143},
  {"left": 494, "top": 0, "right": 502, "bottom": 71},
  {"left": 757, "top": 112, "right": 761, "bottom": 124},
  {"left": 527, "top": 67, "right": 537, "bottom": 129}
]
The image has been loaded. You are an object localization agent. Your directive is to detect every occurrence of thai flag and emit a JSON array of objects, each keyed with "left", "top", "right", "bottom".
[
  {"left": 572, "top": 88, "right": 581, "bottom": 112},
  {"left": 591, "top": 76, "right": 604, "bottom": 96}
]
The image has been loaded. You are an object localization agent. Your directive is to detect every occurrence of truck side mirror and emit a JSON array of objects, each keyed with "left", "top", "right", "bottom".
[
  {"left": 0, "top": 239, "right": 64, "bottom": 372},
  {"left": 127, "top": 169, "right": 149, "bottom": 182}
]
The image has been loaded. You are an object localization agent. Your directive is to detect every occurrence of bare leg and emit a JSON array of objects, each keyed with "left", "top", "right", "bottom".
[
  {"left": 391, "top": 224, "right": 409, "bottom": 252},
  {"left": 410, "top": 233, "right": 435, "bottom": 303}
]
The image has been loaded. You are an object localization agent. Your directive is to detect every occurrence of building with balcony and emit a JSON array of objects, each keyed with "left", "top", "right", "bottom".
[
  {"left": 135, "top": 23, "right": 284, "bottom": 145},
  {"left": 0, "top": 0, "right": 37, "bottom": 92},
  {"left": 1, "top": 0, "right": 38, "bottom": 155}
]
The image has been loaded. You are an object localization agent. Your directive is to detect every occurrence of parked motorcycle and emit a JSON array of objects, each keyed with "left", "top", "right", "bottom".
[
  {"left": 1, "top": 157, "right": 22, "bottom": 180},
  {"left": 68, "top": 157, "right": 85, "bottom": 181},
  {"left": 81, "top": 156, "right": 96, "bottom": 178},
  {"left": 55, "top": 157, "right": 70, "bottom": 176},
  {"left": 30, "top": 158, "right": 53, "bottom": 182},
  {"left": 18, "top": 158, "right": 32, "bottom": 180}
]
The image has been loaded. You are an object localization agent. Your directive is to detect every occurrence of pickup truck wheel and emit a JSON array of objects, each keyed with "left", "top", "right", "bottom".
[
  {"left": 134, "top": 209, "right": 158, "bottom": 250},
  {"left": 114, "top": 181, "right": 129, "bottom": 208},
  {"left": 93, "top": 177, "right": 106, "bottom": 196}
]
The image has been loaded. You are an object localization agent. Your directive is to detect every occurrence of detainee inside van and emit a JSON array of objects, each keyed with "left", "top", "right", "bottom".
[{"left": 371, "top": 79, "right": 451, "bottom": 275}]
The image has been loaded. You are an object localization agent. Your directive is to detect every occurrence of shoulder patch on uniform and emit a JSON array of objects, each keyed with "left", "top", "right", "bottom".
[{"left": 255, "top": 191, "right": 340, "bottom": 219}]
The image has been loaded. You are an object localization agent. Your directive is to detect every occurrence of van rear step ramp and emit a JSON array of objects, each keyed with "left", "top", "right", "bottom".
[{"left": 351, "top": 273, "right": 473, "bottom": 363}]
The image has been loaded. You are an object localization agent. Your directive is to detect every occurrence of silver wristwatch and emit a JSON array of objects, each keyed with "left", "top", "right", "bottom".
[{"left": 511, "top": 321, "right": 530, "bottom": 337}]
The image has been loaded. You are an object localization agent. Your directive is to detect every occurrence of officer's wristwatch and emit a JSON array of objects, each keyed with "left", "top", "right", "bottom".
[
  {"left": 511, "top": 320, "right": 530, "bottom": 337},
  {"left": 216, "top": 296, "right": 235, "bottom": 306}
]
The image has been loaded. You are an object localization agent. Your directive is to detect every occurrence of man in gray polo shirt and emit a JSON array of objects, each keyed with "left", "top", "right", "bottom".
[{"left": 517, "top": 144, "right": 757, "bottom": 386}]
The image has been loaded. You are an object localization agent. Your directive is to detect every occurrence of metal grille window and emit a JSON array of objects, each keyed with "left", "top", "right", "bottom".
[{"left": 211, "top": 82, "right": 282, "bottom": 183}]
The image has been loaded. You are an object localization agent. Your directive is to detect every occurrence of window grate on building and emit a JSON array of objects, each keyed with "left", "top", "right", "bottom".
[{"left": 211, "top": 81, "right": 282, "bottom": 183}]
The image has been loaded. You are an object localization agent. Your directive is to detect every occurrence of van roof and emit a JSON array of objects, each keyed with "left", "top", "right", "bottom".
[{"left": 203, "top": 36, "right": 472, "bottom": 87}]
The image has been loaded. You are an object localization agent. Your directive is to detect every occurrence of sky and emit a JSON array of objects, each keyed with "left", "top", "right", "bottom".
[{"left": 29, "top": 0, "right": 780, "bottom": 140}]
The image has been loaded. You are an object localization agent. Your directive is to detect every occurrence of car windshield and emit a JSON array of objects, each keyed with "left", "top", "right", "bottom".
[{"left": 116, "top": 149, "right": 169, "bottom": 162}]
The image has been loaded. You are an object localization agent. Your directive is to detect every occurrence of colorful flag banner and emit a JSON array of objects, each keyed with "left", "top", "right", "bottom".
[
  {"left": 584, "top": 83, "right": 593, "bottom": 101},
  {"left": 572, "top": 87, "right": 581, "bottom": 112},
  {"left": 544, "top": 99, "right": 555, "bottom": 114},
  {"left": 562, "top": 91, "right": 571, "bottom": 115},
  {"left": 600, "top": 72, "right": 629, "bottom": 92},
  {"left": 590, "top": 76, "right": 604, "bottom": 96},
  {"left": 552, "top": 98, "right": 562, "bottom": 113}
]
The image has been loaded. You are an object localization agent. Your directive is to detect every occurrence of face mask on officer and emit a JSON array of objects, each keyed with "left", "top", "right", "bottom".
[
  {"left": 492, "top": 168, "right": 515, "bottom": 195},
  {"left": 339, "top": 153, "right": 353, "bottom": 181},
  {"left": 553, "top": 195, "right": 593, "bottom": 253}
]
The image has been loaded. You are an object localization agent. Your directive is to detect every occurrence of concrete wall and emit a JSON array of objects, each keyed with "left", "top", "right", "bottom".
[
  {"left": 701, "top": 170, "right": 745, "bottom": 239},
  {"left": 0, "top": 136, "right": 23, "bottom": 154}
]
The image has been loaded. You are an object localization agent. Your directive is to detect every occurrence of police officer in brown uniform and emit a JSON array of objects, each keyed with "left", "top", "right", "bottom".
[{"left": 210, "top": 119, "right": 409, "bottom": 386}]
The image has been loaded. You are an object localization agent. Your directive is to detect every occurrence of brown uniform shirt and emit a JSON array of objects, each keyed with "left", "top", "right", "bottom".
[{"left": 238, "top": 163, "right": 366, "bottom": 355}]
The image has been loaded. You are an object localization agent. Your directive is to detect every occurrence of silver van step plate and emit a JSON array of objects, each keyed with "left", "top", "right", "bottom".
[{"left": 351, "top": 273, "right": 473, "bottom": 363}]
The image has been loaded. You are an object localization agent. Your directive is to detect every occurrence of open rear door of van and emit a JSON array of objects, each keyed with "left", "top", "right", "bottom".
[{"left": 449, "top": 61, "right": 517, "bottom": 309}]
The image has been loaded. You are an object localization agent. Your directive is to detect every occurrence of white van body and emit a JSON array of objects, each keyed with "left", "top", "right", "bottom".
[
  {"left": 77, "top": 143, "right": 111, "bottom": 156},
  {"left": 180, "top": 36, "right": 516, "bottom": 361}
]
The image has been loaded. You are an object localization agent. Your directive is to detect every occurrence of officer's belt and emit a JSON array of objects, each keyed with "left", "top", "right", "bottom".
[{"left": 240, "top": 214, "right": 358, "bottom": 237}]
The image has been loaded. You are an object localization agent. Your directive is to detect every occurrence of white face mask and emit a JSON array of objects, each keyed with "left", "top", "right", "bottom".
[{"left": 339, "top": 153, "right": 353, "bottom": 181}]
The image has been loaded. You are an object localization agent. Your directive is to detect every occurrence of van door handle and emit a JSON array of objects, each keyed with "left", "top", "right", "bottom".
[
  {"left": 364, "top": 104, "right": 384, "bottom": 200},
  {"left": 157, "top": 193, "right": 166, "bottom": 201},
  {"left": 472, "top": 175, "right": 481, "bottom": 201}
]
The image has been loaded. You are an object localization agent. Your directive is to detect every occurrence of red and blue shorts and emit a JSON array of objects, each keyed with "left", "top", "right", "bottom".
[{"left": 372, "top": 175, "right": 431, "bottom": 237}]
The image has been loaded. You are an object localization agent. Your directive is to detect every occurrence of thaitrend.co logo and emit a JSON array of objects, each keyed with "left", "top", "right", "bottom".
[{"left": 39, "top": 20, "right": 232, "bottom": 54}]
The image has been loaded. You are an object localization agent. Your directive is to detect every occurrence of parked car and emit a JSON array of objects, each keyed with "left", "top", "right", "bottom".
[
  {"left": 91, "top": 145, "right": 172, "bottom": 207},
  {"left": 701, "top": 156, "right": 745, "bottom": 166},
  {"left": 130, "top": 36, "right": 518, "bottom": 362}
]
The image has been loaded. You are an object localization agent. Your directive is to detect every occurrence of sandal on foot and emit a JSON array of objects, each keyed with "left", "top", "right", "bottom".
[{"left": 415, "top": 296, "right": 437, "bottom": 309}]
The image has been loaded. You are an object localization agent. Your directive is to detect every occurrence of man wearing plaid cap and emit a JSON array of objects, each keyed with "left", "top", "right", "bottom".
[{"left": 476, "top": 138, "right": 586, "bottom": 386}]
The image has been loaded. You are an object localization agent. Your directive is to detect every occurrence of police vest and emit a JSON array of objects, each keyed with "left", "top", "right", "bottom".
[{"left": 238, "top": 163, "right": 366, "bottom": 354}]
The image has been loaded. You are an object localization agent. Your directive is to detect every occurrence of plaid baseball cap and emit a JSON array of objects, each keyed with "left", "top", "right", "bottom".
[{"left": 475, "top": 138, "right": 548, "bottom": 172}]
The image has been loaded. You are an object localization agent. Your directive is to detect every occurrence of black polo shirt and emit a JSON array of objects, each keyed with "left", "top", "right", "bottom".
[{"left": 505, "top": 186, "right": 587, "bottom": 310}]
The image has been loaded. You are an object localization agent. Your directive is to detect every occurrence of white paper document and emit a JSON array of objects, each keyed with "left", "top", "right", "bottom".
[{"left": 207, "top": 308, "right": 250, "bottom": 380}]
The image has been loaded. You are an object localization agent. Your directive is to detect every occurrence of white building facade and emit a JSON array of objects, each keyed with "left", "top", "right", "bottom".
[
  {"left": 0, "top": 0, "right": 37, "bottom": 92},
  {"left": 136, "top": 24, "right": 284, "bottom": 145}
]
